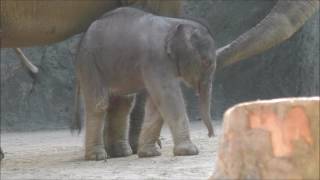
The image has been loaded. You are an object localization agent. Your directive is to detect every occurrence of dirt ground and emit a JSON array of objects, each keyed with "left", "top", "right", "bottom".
[{"left": 0, "top": 121, "right": 222, "bottom": 180}]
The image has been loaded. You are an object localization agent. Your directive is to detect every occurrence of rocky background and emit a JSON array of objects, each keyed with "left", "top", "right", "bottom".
[{"left": 1, "top": 0, "right": 319, "bottom": 131}]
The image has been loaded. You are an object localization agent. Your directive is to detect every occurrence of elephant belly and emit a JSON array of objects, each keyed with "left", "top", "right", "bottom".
[
  {"left": 104, "top": 66, "right": 146, "bottom": 96},
  {"left": 108, "top": 80, "right": 145, "bottom": 97}
]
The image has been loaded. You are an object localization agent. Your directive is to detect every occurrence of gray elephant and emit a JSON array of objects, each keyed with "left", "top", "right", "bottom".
[{"left": 75, "top": 7, "right": 216, "bottom": 160}]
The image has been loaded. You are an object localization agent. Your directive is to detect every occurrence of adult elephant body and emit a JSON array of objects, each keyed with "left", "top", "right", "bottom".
[{"left": 0, "top": 0, "right": 181, "bottom": 47}]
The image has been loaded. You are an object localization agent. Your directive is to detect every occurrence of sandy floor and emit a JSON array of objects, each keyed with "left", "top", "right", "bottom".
[{"left": 1, "top": 121, "right": 222, "bottom": 180}]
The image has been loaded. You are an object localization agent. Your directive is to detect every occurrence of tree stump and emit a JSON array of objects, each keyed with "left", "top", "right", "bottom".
[{"left": 210, "top": 97, "right": 319, "bottom": 180}]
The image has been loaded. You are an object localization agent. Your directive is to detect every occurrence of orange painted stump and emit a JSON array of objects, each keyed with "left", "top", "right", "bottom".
[{"left": 210, "top": 97, "right": 319, "bottom": 180}]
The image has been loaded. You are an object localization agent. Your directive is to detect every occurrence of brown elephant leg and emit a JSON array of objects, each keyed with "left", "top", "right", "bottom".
[
  {"left": 138, "top": 96, "right": 163, "bottom": 157},
  {"left": 104, "top": 96, "right": 134, "bottom": 158},
  {"left": 129, "top": 92, "right": 146, "bottom": 154}
]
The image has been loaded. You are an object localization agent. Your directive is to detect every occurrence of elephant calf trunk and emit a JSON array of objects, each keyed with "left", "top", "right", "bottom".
[{"left": 199, "top": 79, "right": 214, "bottom": 137}]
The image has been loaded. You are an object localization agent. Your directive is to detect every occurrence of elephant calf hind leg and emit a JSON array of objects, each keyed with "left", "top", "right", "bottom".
[
  {"left": 0, "top": 147, "right": 4, "bottom": 160},
  {"left": 82, "top": 89, "right": 108, "bottom": 161},
  {"left": 138, "top": 97, "right": 163, "bottom": 158},
  {"left": 84, "top": 109, "right": 106, "bottom": 161},
  {"left": 104, "top": 96, "right": 134, "bottom": 158}
]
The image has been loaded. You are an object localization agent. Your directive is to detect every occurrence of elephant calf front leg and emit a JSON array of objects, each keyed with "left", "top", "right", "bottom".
[
  {"left": 138, "top": 96, "right": 163, "bottom": 157},
  {"left": 144, "top": 73, "right": 198, "bottom": 156},
  {"left": 104, "top": 96, "right": 134, "bottom": 158}
]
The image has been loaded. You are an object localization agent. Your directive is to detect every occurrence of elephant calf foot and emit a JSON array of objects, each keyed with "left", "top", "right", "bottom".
[
  {"left": 138, "top": 144, "right": 161, "bottom": 158},
  {"left": 174, "top": 141, "right": 199, "bottom": 156},
  {"left": 130, "top": 138, "right": 161, "bottom": 154},
  {"left": 85, "top": 145, "right": 107, "bottom": 161},
  {"left": 106, "top": 142, "right": 132, "bottom": 158}
]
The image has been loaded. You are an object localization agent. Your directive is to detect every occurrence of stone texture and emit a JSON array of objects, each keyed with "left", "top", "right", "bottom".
[{"left": 1, "top": 35, "right": 80, "bottom": 131}]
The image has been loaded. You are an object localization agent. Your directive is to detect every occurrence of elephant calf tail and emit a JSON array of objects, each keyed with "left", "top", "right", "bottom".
[
  {"left": 70, "top": 79, "right": 83, "bottom": 133},
  {"left": 0, "top": 147, "right": 4, "bottom": 160}
]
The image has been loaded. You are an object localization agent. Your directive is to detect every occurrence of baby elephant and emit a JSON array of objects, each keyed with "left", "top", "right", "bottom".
[{"left": 75, "top": 7, "right": 216, "bottom": 160}]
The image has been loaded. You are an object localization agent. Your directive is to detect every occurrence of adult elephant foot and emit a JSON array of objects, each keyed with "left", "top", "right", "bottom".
[
  {"left": 138, "top": 144, "right": 161, "bottom": 157},
  {"left": 173, "top": 141, "right": 199, "bottom": 156},
  {"left": 85, "top": 145, "right": 107, "bottom": 161},
  {"left": 106, "top": 142, "right": 133, "bottom": 158}
]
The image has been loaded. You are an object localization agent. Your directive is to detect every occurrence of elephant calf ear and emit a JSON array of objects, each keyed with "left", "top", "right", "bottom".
[
  {"left": 165, "top": 24, "right": 181, "bottom": 59},
  {"left": 190, "top": 33, "right": 212, "bottom": 67},
  {"left": 165, "top": 23, "right": 194, "bottom": 60}
]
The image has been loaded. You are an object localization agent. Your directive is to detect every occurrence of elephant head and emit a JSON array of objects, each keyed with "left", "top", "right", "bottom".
[
  {"left": 166, "top": 23, "right": 216, "bottom": 136},
  {"left": 217, "top": 0, "right": 319, "bottom": 68}
]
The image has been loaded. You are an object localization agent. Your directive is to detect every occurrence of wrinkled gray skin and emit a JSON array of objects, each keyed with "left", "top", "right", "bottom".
[{"left": 75, "top": 7, "right": 216, "bottom": 160}]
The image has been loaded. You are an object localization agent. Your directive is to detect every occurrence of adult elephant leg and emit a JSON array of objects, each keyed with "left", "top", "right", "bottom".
[
  {"left": 138, "top": 96, "right": 163, "bottom": 157},
  {"left": 129, "top": 92, "right": 146, "bottom": 154},
  {"left": 104, "top": 96, "right": 134, "bottom": 158}
]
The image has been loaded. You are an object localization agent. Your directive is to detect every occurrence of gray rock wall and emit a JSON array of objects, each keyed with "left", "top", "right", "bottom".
[
  {"left": 1, "top": 1, "right": 319, "bottom": 131},
  {"left": 1, "top": 36, "right": 79, "bottom": 131}
]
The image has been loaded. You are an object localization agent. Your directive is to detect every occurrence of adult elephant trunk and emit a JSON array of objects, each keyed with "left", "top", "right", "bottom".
[
  {"left": 217, "top": 0, "right": 319, "bottom": 68},
  {"left": 199, "top": 72, "right": 214, "bottom": 137}
]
